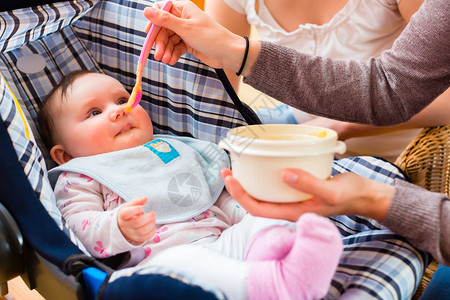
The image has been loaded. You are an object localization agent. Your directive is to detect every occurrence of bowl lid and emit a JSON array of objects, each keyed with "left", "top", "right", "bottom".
[{"left": 221, "top": 124, "right": 346, "bottom": 156}]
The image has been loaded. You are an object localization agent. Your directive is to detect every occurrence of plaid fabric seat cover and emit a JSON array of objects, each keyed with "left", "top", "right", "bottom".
[{"left": 0, "top": 1, "right": 429, "bottom": 299}]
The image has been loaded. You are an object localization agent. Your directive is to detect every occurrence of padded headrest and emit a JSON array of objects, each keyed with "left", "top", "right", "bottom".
[{"left": 0, "top": 0, "right": 68, "bottom": 12}]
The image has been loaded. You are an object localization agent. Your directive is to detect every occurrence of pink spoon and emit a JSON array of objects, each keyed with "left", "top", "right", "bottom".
[{"left": 126, "top": 0, "right": 173, "bottom": 112}]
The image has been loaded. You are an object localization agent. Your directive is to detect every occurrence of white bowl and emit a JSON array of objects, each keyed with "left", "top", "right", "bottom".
[{"left": 219, "top": 124, "right": 346, "bottom": 202}]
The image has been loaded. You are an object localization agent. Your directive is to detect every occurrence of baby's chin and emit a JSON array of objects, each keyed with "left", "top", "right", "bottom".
[
  {"left": 119, "top": 137, "right": 153, "bottom": 151},
  {"left": 116, "top": 132, "right": 153, "bottom": 149}
]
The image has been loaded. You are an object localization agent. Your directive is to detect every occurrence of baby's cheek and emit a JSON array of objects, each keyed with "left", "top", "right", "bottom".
[
  {"left": 136, "top": 108, "right": 153, "bottom": 125},
  {"left": 73, "top": 132, "right": 111, "bottom": 156}
]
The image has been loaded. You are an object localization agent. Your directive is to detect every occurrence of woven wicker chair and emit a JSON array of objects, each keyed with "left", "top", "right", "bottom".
[{"left": 394, "top": 125, "right": 450, "bottom": 299}]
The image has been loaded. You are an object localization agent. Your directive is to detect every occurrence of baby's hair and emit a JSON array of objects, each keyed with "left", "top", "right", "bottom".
[{"left": 38, "top": 69, "right": 97, "bottom": 151}]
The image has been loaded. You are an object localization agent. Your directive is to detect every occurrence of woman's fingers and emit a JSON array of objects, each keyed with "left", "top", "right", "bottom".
[
  {"left": 143, "top": 5, "right": 185, "bottom": 36},
  {"left": 282, "top": 169, "right": 341, "bottom": 205},
  {"left": 158, "top": 33, "right": 182, "bottom": 63},
  {"left": 220, "top": 168, "right": 232, "bottom": 178},
  {"left": 222, "top": 172, "right": 300, "bottom": 221}
]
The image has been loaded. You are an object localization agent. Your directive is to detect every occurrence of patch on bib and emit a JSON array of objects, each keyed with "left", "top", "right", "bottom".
[{"left": 143, "top": 139, "right": 180, "bottom": 164}]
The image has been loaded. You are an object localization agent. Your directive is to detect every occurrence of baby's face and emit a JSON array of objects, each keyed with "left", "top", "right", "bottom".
[{"left": 52, "top": 73, "right": 153, "bottom": 160}]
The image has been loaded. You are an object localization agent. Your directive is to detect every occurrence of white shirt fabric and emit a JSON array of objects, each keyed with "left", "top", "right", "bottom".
[{"left": 224, "top": 0, "right": 422, "bottom": 161}]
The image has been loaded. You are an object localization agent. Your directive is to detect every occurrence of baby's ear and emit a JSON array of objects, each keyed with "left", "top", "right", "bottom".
[{"left": 50, "top": 145, "right": 73, "bottom": 165}]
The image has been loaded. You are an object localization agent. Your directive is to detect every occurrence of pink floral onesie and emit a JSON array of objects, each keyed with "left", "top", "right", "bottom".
[{"left": 54, "top": 171, "right": 247, "bottom": 260}]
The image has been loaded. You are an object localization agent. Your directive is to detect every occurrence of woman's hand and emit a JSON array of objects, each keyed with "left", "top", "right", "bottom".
[
  {"left": 220, "top": 168, "right": 394, "bottom": 222},
  {"left": 143, "top": 1, "right": 258, "bottom": 75},
  {"left": 301, "top": 117, "right": 405, "bottom": 141},
  {"left": 301, "top": 117, "right": 355, "bottom": 141},
  {"left": 117, "top": 197, "right": 156, "bottom": 245}
]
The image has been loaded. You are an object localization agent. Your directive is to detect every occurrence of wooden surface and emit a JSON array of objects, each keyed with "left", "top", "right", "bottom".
[{"left": 3, "top": 277, "right": 45, "bottom": 300}]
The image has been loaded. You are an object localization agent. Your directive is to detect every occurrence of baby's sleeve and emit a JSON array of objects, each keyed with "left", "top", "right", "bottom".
[{"left": 54, "top": 171, "right": 141, "bottom": 258}]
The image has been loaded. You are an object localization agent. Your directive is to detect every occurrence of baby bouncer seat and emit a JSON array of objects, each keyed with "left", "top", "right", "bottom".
[
  {"left": 0, "top": 1, "right": 255, "bottom": 298},
  {"left": 0, "top": 0, "right": 431, "bottom": 299}
]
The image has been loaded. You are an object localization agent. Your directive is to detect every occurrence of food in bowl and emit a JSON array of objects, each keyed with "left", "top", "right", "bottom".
[{"left": 219, "top": 125, "right": 346, "bottom": 202}]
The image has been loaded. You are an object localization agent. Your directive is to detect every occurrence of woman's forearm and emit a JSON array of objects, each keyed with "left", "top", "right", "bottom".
[
  {"left": 244, "top": 0, "right": 449, "bottom": 126},
  {"left": 383, "top": 180, "right": 450, "bottom": 266}
]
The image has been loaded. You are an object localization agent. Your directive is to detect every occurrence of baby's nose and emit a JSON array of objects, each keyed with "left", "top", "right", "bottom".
[{"left": 110, "top": 106, "right": 126, "bottom": 120}]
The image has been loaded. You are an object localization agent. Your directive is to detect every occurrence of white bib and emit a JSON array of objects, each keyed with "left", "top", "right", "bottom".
[{"left": 48, "top": 135, "right": 230, "bottom": 224}]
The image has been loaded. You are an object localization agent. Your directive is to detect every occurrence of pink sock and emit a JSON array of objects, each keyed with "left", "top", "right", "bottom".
[
  {"left": 246, "top": 213, "right": 343, "bottom": 300},
  {"left": 245, "top": 224, "right": 296, "bottom": 261}
]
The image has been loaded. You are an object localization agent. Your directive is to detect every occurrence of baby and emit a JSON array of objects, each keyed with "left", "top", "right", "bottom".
[{"left": 38, "top": 70, "right": 343, "bottom": 300}]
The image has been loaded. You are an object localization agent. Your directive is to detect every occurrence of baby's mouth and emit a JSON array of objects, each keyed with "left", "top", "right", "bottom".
[{"left": 117, "top": 124, "right": 132, "bottom": 136}]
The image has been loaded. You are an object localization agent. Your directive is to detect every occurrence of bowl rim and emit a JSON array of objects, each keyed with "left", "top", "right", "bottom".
[{"left": 226, "top": 124, "right": 337, "bottom": 145}]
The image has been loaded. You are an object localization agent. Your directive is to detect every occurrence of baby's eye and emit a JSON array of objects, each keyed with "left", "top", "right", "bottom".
[
  {"left": 88, "top": 109, "right": 101, "bottom": 118},
  {"left": 118, "top": 99, "right": 127, "bottom": 105}
]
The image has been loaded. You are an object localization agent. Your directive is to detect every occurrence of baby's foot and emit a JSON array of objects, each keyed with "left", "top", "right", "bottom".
[
  {"left": 245, "top": 224, "right": 296, "bottom": 261},
  {"left": 247, "top": 213, "right": 343, "bottom": 300}
]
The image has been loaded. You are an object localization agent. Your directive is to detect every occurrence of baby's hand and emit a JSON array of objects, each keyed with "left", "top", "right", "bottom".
[{"left": 118, "top": 197, "right": 156, "bottom": 245}]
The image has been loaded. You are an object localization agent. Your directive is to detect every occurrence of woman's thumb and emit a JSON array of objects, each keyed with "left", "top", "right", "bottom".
[
  {"left": 282, "top": 168, "right": 320, "bottom": 194},
  {"left": 282, "top": 168, "right": 335, "bottom": 200}
]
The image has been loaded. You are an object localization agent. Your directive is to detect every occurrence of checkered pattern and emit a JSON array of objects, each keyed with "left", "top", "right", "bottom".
[
  {"left": 0, "top": 1, "right": 427, "bottom": 299},
  {"left": 72, "top": 0, "right": 248, "bottom": 142},
  {"left": 1, "top": 0, "right": 248, "bottom": 167},
  {"left": 0, "top": 72, "right": 87, "bottom": 253},
  {"left": 332, "top": 156, "right": 407, "bottom": 183},
  {"left": 327, "top": 157, "right": 429, "bottom": 299},
  {"left": 0, "top": 0, "right": 98, "bottom": 53},
  {"left": 0, "top": 25, "right": 105, "bottom": 166},
  {"left": 0, "top": 0, "right": 244, "bottom": 296}
]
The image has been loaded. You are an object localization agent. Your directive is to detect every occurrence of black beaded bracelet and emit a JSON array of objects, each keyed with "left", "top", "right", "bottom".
[{"left": 236, "top": 36, "right": 249, "bottom": 76}]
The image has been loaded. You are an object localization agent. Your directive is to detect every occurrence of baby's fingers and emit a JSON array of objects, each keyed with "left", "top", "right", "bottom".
[
  {"left": 133, "top": 211, "right": 156, "bottom": 229},
  {"left": 129, "top": 212, "right": 157, "bottom": 243},
  {"left": 119, "top": 197, "right": 148, "bottom": 220},
  {"left": 136, "top": 219, "right": 157, "bottom": 240}
]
